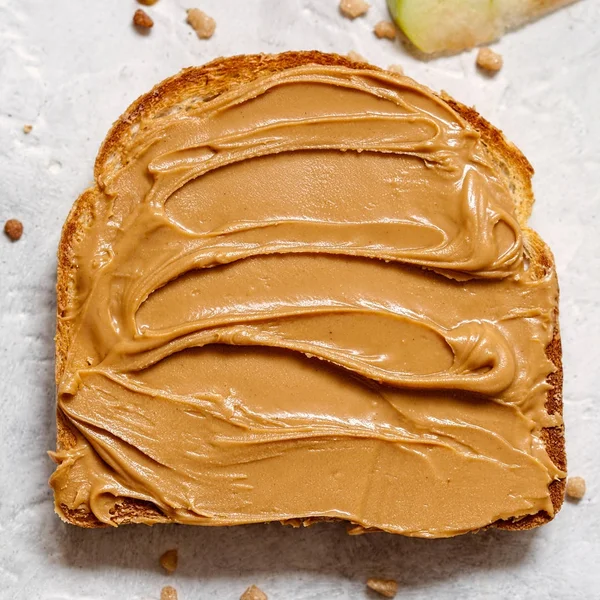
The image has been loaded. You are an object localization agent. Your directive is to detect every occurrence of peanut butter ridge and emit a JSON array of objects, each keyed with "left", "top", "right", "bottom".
[{"left": 51, "top": 65, "right": 562, "bottom": 537}]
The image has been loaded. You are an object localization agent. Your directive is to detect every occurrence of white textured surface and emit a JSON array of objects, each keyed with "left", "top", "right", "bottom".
[{"left": 0, "top": 1, "right": 599, "bottom": 598}]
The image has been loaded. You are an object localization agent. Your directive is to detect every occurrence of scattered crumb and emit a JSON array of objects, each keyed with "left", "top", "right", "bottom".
[
  {"left": 161, "top": 586, "right": 178, "bottom": 600},
  {"left": 476, "top": 47, "right": 503, "bottom": 73},
  {"left": 4, "top": 219, "right": 23, "bottom": 241},
  {"left": 23, "top": 124, "right": 32, "bottom": 134},
  {"left": 339, "top": 0, "right": 369, "bottom": 19},
  {"left": 240, "top": 585, "right": 268, "bottom": 600},
  {"left": 374, "top": 21, "right": 396, "bottom": 40},
  {"left": 366, "top": 578, "right": 398, "bottom": 598},
  {"left": 186, "top": 8, "right": 216, "bottom": 39},
  {"left": 133, "top": 8, "right": 154, "bottom": 29},
  {"left": 347, "top": 51, "right": 368, "bottom": 64},
  {"left": 137, "top": 0, "right": 159, "bottom": 4},
  {"left": 566, "top": 476, "right": 586, "bottom": 500},
  {"left": 388, "top": 64, "right": 404, "bottom": 75},
  {"left": 346, "top": 523, "right": 369, "bottom": 535},
  {"left": 159, "top": 548, "right": 178, "bottom": 574}
]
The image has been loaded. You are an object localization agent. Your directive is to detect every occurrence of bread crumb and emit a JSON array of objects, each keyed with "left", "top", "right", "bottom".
[
  {"left": 133, "top": 9, "right": 154, "bottom": 29},
  {"left": 159, "top": 549, "right": 178, "bottom": 574},
  {"left": 161, "top": 586, "right": 178, "bottom": 600},
  {"left": 374, "top": 21, "right": 396, "bottom": 40},
  {"left": 566, "top": 476, "right": 586, "bottom": 500},
  {"left": 347, "top": 51, "right": 368, "bottom": 64},
  {"left": 23, "top": 124, "right": 32, "bottom": 134},
  {"left": 240, "top": 585, "right": 268, "bottom": 600},
  {"left": 4, "top": 219, "right": 23, "bottom": 241},
  {"left": 137, "top": 0, "right": 159, "bottom": 5},
  {"left": 388, "top": 64, "right": 404, "bottom": 75},
  {"left": 186, "top": 8, "right": 216, "bottom": 39},
  {"left": 476, "top": 47, "right": 503, "bottom": 73},
  {"left": 366, "top": 578, "right": 398, "bottom": 598},
  {"left": 339, "top": 0, "right": 369, "bottom": 19}
]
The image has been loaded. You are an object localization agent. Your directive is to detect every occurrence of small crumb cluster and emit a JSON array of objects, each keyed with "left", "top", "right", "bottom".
[
  {"left": 133, "top": 8, "right": 154, "bottom": 29},
  {"left": 366, "top": 578, "right": 398, "bottom": 598},
  {"left": 388, "top": 64, "right": 404, "bottom": 75},
  {"left": 339, "top": 0, "right": 369, "bottom": 20},
  {"left": 23, "top": 124, "right": 32, "bottom": 134},
  {"left": 566, "top": 476, "right": 586, "bottom": 500},
  {"left": 4, "top": 219, "right": 23, "bottom": 241},
  {"left": 186, "top": 8, "right": 216, "bottom": 39},
  {"left": 132, "top": 2, "right": 216, "bottom": 40},
  {"left": 159, "top": 548, "right": 178, "bottom": 574},
  {"left": 240, "top": 584, "right": 268, "bottom": 600},
  {"left": 161, "top": 586, "right": 178, "bottom": 600},
  {"left": 347, "top": 51, "right": 368, "bottom": 64},
  {"left": 476, "top": 47, "right": 503, "bottom": 73},
  {"left": 374, "top": 21, "right": 396, "bottom": 40}
]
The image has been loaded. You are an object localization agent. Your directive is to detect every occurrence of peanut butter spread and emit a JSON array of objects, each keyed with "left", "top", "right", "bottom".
[{"left": 51, "top": 64, "right": 563, "bottom": 537}]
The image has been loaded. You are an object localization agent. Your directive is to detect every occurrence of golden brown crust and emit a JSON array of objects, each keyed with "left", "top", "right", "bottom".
[{"left": 55, "top": 51, "right": 564, "bottom": 530}]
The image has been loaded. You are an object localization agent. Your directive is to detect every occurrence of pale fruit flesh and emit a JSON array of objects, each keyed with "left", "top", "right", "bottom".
[
  {"left": 387, "top": 0, "right": 499, "bottom": 54},
  {"left": 387, "top": 0, "right": 577, "bottom": 54}
]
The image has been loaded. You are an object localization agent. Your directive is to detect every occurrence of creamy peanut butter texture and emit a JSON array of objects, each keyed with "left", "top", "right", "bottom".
[{"left": 51, "top": 64, "right": 563, "bottom": 537}]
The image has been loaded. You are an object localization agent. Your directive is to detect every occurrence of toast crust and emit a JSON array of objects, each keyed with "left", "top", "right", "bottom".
[{"left": 55, "top": 51, "right": 565, "bottom": 530}]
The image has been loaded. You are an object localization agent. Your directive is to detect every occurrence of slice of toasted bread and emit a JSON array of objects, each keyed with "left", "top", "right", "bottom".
[{"left": 53, "top": 51, "right": 565, "bottom": 531}]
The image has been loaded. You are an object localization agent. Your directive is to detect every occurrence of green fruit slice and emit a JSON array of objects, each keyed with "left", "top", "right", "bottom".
[{"left": 387, "top": 0, "right": 500, "bottom": 54}]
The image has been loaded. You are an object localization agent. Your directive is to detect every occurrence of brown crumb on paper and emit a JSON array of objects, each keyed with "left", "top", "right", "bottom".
[
  {"left": 566, "top": 476, "right": 586, "bottom": 500},
  {"left": 161, "top": 586, "right": 178, "bottom": 600},
  {"left": 23, "top": 124, "right": 33, "bottom": 134},
  {"left": 4, "top": 219, "right": 23, "bottom": 241},
  {"left": 240, "top": 584, "right": 268, "bottom": 600},
  {"left": 374, "top": 21, "right": 396, "bottom": 40},
  {"left": 388, "top": 64, "right": 404, "bottom": 75},
  {"left": 476, "top": 47, "right": 503, "bottom": 73},
  {"left": 339, "top": 0, "right": 369, "bottom": 19},
  {"left": 138, "top": 0, "right": 159, "bottom": 5},
  {"left": 159, "top": 548, "right": 178, "bottom": 574},
  {"left": 347, "top": 51, "right": 368, "bottom": 64},
  {"left": 186, "top": 8, "right": 216, "bottom": 39},
  {"left": 366, "top": 578, "right": 398, "bottom": 598},
  {"left": 133, "top": 9, "right": 154, "bottom": 29}
]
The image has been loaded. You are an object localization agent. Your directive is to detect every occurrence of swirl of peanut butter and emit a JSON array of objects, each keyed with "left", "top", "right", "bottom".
[{"left": 51, "top": 65, "right": 562, "bottom": 537}]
